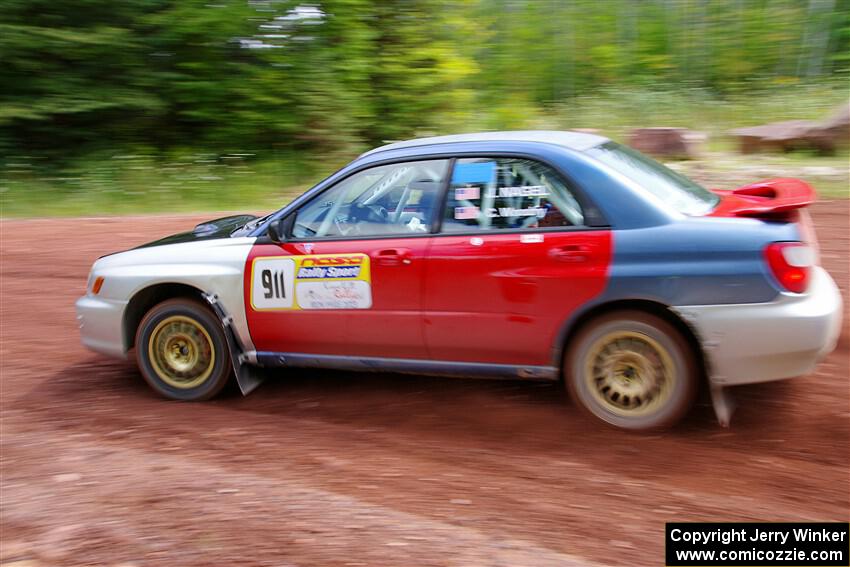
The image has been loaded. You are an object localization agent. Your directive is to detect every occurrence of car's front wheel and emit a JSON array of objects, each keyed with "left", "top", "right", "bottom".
[
  {"left": 565, "top": 311, "right": 697, "bottom": 430},
  {"left": 136, "top": 298, "right": 231, "bottom": 400}
]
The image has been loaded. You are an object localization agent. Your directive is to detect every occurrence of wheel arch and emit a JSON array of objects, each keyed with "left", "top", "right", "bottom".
[
  {"left": 123, "top": 282, "right": 207, "bottom": 351},
  {"left": 554, "top": 299, "right": 708, "bottom": 382}
]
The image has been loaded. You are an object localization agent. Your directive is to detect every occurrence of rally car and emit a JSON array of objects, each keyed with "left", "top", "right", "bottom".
[{"left": 76, "top": 131, "right": 843, "bottom": 430}]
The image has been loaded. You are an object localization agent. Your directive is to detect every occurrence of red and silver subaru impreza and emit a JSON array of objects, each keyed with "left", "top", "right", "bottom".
[{"left": 77, "top": 131, "right": 842, "bottom": 430}]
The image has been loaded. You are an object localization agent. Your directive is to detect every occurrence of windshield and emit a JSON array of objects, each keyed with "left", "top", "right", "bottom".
[{"left": 586, "top": 142, "right": 719, "bottom": 215}]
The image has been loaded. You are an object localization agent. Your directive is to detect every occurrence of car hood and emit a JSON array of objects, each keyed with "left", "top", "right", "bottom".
[
  {"left": 92, "top": 234, "right": 259, "bottom": 275},
  {"left": 134, "top": 214, "right": 258, "bottom": 249}
]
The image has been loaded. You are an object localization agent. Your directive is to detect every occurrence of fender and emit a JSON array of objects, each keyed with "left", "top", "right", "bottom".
[
  {"left": 90, "top": 237, "right": 258, "bottom": 355},
  {"left": 549, "top": 215, "right": 799, "bottom": 426}
]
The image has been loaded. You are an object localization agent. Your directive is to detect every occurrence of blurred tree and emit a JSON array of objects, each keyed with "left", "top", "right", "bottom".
[
  {"left": 0, "top": 0, "right": 847, "bottom": 160},
  {"left": 0, "top": 0, "right": 164, "bottom": 155}
]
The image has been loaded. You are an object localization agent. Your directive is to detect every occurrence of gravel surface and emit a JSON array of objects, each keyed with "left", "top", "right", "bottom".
[{"left": 1, "top": 202, "right": 848, "bottom": 566}]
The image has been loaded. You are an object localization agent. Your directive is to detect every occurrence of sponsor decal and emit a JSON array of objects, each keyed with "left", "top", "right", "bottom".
[
  {"left": 296, "top": 281, "right": 372, "bottom": 310},
  {"left": 300, "top": 256, "right": 364, "bottom": 266},
  {"left": 297, "top": 265, "right": 361, "bottom": 279},
  {"left": 251, "top": 253, "right": 371, "bottom": 310}
]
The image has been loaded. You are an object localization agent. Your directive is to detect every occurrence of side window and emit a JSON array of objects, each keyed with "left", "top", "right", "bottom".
[
  {"left": 293, "top": 160, "right": 449, "bottom": 239},
  {"left": 442, "top": 158, "right": 584, "bottom": 232}
]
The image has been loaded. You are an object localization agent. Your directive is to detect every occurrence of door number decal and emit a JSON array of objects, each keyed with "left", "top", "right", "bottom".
[
  {"left": 261, "top": 268, "right": 288, "bottom": 300},
  {"left": 251, "top": 258, "right": 295, "bottom": 310},
  {"left": 250, "top": 253, "right": 372, "bottom": 311}
]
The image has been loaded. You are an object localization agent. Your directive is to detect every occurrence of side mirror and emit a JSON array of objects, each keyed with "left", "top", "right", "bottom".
[{"left": 267, "top": 218, "right": 287, "bottom": 243}]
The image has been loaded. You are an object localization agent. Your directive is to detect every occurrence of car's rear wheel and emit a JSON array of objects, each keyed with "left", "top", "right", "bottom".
[
  {"left": 136, "top": 298, "right": 231, "bottom": 400},
  {"left": 565, "top": 311, "right": 697, "bottom": 430}
]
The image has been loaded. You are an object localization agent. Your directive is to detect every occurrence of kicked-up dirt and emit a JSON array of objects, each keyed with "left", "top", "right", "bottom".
[{"left": 1, "top": 202, "right": 848, "bottom": 566}]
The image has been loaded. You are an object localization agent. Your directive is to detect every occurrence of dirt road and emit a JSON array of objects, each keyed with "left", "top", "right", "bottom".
[{"left": 1, "top": 203, "right": 848, "bottom": 566}]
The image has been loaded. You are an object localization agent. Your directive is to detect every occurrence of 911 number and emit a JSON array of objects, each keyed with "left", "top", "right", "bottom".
[
  {"left": 251, "top": 257, "right": 295, "bottom": 309},
  {"left": 261, "top": 269, "right": 286, "bottom": 299}
]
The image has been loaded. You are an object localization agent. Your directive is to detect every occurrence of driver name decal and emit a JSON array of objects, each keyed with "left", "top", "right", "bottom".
[{"left": 250, "top": 253, "right": 372, "bottom": 311}]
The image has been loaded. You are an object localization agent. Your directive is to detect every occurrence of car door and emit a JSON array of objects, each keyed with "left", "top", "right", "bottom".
[
  {"left": 245, "top": 159, "right": 449, "bottom": 359},
  {"left": 423, "top": 157, "right": 612, "bottom": 367}
]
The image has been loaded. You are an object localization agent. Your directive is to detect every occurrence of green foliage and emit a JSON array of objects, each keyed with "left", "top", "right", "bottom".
[
  {"left": 0, "top": 0, "right": 848, "bottom": 215},
  {"left": 0, "top": 151, "right": 327, "bottom": 216},
  {"left": 3, "top": 85, "right": 846, "bottom": 217}
]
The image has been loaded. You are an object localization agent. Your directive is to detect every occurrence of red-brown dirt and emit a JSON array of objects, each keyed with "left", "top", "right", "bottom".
[{"left": 1, "top": 202, "right": 848, "bottom": 566}]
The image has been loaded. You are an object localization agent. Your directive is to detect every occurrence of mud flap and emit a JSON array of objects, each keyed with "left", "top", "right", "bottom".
[
  {"left": 710, "top": 383, "right": 735, "bottom": 427},
  {"left": 229, "top": 349, "right": 265, "bottom": 396},
  {"left": 203, "top": 293, "right": 265, "bottom": 396}
]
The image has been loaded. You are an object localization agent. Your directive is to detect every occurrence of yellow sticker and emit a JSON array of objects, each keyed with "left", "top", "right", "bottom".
[{"left": 250, "top": 253, "right": 372, "bottom": 311}]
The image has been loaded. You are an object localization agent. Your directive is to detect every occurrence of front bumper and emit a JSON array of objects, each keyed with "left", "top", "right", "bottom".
[
  {"left": 75, "top": 295, "right": 129, "bottom": 359},
  {"left": 674, "top": 267, "right": 843, "bottom": 386}
]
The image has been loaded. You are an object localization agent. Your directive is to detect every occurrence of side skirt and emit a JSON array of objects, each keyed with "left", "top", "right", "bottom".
[{"left": 253, "top": 352, "right": 560, "bottom": 381}]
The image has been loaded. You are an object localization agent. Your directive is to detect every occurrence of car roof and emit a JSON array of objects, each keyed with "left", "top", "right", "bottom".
[{"left": 360, "top": 130, "right": 610, "bottom": 158}]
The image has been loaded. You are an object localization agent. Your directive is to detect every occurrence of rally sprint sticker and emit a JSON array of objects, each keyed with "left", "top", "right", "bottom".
[{"left": 250, "top": 253, "right": 372, "bottom": 311}]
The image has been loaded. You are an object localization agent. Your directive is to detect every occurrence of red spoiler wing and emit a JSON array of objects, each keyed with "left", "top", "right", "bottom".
[{"left": 711, "top": 178, "right": 817, "bottom": 217}]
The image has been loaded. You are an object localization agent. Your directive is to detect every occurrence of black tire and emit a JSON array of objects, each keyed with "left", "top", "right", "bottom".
[
  {"left": 565, "top": 311, "right": 697, "bottom": 430},
  {"left": 135, "top": 298, "right": 232, "bottom": 401}
]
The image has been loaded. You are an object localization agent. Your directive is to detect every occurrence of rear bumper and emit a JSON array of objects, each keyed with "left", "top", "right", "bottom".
[
  {"left": 674, "top": 267, "right": 843, "bottom": 386},
  {"left": 75, "top": 295, "right": 128, "bottom": 359}
]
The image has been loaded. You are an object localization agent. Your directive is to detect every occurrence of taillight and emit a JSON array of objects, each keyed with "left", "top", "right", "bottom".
[{"left": 764, "top": 242, "right": 813, "bottom": 294}]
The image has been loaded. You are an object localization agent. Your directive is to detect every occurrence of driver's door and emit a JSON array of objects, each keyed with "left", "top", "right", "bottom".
[{"left": 245, "top": 159, "right": 449, "bottom": 360}]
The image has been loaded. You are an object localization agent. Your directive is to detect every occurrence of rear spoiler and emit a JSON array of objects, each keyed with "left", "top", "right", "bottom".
[{"left": 712, "top": 178, "right": 817, "bottom": 217}]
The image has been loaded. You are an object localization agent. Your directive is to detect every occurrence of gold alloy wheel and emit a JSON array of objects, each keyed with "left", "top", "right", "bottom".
[
  {"left": 584, "top": 330, "right": 675, "bottom": 417},
  {"left": 148, "top": 315, "right": 215, "bottom": 389}
]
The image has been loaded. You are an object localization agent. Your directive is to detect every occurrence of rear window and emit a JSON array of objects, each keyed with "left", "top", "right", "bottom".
[{"left": 586, "top": 142, "right": 719, "bottom": 215}]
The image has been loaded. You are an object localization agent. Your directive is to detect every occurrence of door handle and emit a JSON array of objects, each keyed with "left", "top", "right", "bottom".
[
  {"left": 549, "top": 244, "right": 591, "bottom": 263},
  {"left": 373, "top": 248, "right": 412, "bottom": 266}
]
